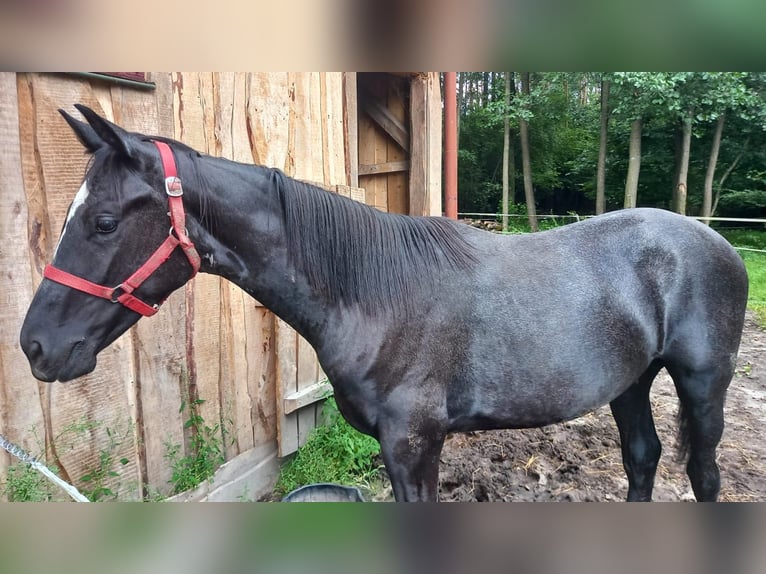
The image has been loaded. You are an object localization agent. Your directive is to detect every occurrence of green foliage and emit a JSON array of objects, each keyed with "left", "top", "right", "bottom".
[
  {"left": 78, "top": 426, "right": 131, "bottom": 501},
  {"left": 165, "top": 399, "right": 226, "bottom": 495},
  {"left": 2, "top": 463, "right": 57, "bottom": 502},
  {"left": 718, "top": 190, "right": 766, "bottom": 218},
  {"left": 1, "top": 418, "right": 134, "bottom": 502},
  {"left": 456, "top": 72, "right": 766, "bottom": 218},
  {"left": 275, "top": 397, "right": 381, "bottom": 498}
]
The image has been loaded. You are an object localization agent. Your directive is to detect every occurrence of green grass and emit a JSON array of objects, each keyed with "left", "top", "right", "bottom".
[
  {"left": 739, "top": 250, "right": 766, "bottom": 327},
  {"left": 718, "top": 228, "right": 766, "bottom": 328},
  {"left": 274, "top": 397, "right": 381, "bottom": 499}
]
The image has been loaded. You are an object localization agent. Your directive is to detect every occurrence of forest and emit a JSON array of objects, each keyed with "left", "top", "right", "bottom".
[{"left": 454, "top": 72, "right": 766, "bottom": 230}]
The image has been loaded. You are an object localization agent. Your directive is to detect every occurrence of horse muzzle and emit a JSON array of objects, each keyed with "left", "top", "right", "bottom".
[{"left": 19, "top": 327, "right": 97, "bottom": 383}]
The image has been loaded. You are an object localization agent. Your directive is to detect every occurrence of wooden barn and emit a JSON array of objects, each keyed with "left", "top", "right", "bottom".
[{"left": 0, "top": 72, "right": 443, "bottom": 500}]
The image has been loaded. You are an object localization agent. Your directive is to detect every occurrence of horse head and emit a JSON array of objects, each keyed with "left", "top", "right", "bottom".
[{"left": 20, "top": 105, "right": 199, "bottom": 382}]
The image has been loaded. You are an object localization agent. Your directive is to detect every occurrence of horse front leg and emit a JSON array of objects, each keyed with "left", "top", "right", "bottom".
[{"left": 378, "top": 414, "right": 446, "bottom": 502}]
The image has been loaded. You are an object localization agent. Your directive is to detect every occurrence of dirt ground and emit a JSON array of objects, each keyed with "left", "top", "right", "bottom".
[{"left": 371, "top": 312, "right": 766, "bottom": 502}]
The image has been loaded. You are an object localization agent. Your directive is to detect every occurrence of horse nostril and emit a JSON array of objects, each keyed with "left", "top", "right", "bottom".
[{"left": 25, "top": 339, "right": 43, "bottom": 361}]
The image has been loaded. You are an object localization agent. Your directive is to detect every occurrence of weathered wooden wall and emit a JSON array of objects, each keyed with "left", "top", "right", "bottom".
[
  {"left": 0, "top": 72, "right": 351, "bottom": 500},
  {"left": 0, "top": 71, "right": 443, "bottom": 501}
]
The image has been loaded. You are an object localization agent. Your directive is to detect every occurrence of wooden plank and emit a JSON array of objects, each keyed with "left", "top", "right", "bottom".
[
  {"left": 219, "top": 283, "right": 254, "bottom": 458},
  {"left": 0, "top": 73, "right": 46, "bottom": 484},
  {"left": 358, "top": 160, "right": 410, "bottom": 176},
  {"left": 427, "top": 72, "right": 444, "bottom": 217},
  {"left": 373, "top": 105, "right": 389, "bottom": 212},
  {"left": 405, "top": 72, "right": 446, "bottom": 217},
  {"left": 275, "top": 319, "right": 298, "bottom": 457},
  {"left": 16, "top": 74, "right": 52, "bottom": 283},
  {"left": 283, "top": 380, "right": 333, "bottom": 415},
  {"left": 213, "top": 73, "right": 250, "bottom": 460},
  {"left": 319, "top": 73, "right": 332, "bottom": 185},
  {"left": 248, "top": 72, "right": 291, "bottom": 170},
  {"left": 324, "top": 73, "right": 347, "bottom": 187},
  {"left": 229, "top": 73, "right": 254, "bottom": 164},
  {"left": 343, "top": 72, "right": 359, "bottom": 188},
  {"left": 361, "top": 87, "right": 410, "bottom": 152},
  {"left": 357, "top": 83, "right": 379, "bottom": 209},
  {"left": 296, "top": 335, "right": 318, "bottom": 448},
  {"left": 112, "top": 78, "right": 187, "bottom": 496},
  {"left": 386, "top": 79, "right": 409, "bottom": 215},
  {"left": 27, "top": 74, "right": 141, "bottom": 499},
  {"left": 350, "top": 186, "right": 367, "bottom": 204},
  {"left": 247, "top": 307, "right": 277, "bottom": 449},
  {"left": 177, "top": 72, "right": 224, "bottom": 458},
  {"left": 307, "top": 73, "right": 325, "bottom": 181}
]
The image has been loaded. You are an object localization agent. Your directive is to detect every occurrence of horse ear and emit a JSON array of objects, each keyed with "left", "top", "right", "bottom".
[
  {"left": 59, "top": 108, "right": 103, "bottom": 153},
  {"left": 73, "top": 104, "right": 136, "bottom": 159}
]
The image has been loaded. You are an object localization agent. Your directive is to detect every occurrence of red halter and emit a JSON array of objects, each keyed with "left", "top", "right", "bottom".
[{"left": 43, "top": 141, "right": 201, "bottom": 317}]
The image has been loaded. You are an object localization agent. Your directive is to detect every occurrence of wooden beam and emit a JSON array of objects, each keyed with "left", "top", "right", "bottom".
[
  {"left": 343, "top": 73, "right": 359, "bottom": 188},
  {"left": 409, "top": 73, "right": 443, "bottom": 216},
  {"left": 361, "top": 88, "right": 410, "bottom": 152},
  {"left": 409, "top": 76, "right": 428, "bottom": 216},
  {"left": 283, "top": 380, "right": 333, "bottom": 415},
  {"left": 358, "top": 160, "right": 410, "bottom": 176}
]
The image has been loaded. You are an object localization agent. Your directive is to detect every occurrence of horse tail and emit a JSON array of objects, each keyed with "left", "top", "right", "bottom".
[{"left": 675, "top": 401, "right": 692, "bottom": 464}]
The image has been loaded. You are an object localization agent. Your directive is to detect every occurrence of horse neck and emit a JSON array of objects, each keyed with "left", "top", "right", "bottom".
[{"left": 181, "top": 155, "right": 331, "bottom": 343}]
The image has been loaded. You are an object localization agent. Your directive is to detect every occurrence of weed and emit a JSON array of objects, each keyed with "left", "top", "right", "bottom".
[
  {"left": 2, "top": 418, "right": 134, "bottom": 502},
  {"left": 165, "top": 399, "right": 226, "bottom": 495},
  {"left": 275, "top": 397, "right": 381, "bottom": 498},
  {"left": 2, "top": 462, "right": 57, "bottom": 502},
  {"left": 78, "top": 427, "right": 132, "bottom": 501}
]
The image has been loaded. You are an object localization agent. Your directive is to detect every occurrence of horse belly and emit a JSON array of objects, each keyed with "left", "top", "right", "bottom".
[{"left": 447, "top": 314, "right": 655, "bottom": 431}]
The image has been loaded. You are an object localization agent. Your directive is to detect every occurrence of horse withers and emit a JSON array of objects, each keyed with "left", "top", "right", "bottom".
[{"left": 20, "top": 105, "right": 748, "bottom": 501}]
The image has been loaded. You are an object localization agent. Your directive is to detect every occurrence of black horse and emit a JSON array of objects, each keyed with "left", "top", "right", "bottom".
[{"left": 20, "top": 105, "right": 748, "bottom": 501}]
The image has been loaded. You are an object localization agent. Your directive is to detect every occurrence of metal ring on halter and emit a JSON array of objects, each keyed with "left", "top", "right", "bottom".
[
  {"left": 169, "top": 226, "right": 190, "bottom": 238},
  {"left": 110, "top": 284, "right": 125, "bottom": 303}
]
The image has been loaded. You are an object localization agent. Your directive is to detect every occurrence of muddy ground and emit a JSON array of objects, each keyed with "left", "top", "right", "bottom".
[{"left": 370, "top": 312, "right": 766, "bottom": 502}]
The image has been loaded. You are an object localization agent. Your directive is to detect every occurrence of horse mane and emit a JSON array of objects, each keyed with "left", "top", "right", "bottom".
[{"left": 273, "top": 171, "right": 478, "bottom": 314}]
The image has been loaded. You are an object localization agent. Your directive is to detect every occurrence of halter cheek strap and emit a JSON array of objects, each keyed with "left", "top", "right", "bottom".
[{"left": 43, "top": 141, "right": 201, "bottom": 317}]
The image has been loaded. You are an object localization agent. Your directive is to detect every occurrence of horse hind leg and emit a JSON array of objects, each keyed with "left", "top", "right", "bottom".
[
  {"left": 610, "top": 361, "right": 664, "bottom": 501},
  {"left": 668, "top": 363, "right": 732, "bottom": 502}
]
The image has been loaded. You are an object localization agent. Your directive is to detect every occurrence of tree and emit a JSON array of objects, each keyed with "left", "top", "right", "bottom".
[
  {"left": 612, "top": 73, "right": 679, "bottom": 209},
  {"left": 698, "top": 72, "right": 766, "bottom": 221},
  {"left": 596, "top": 75, "right": 610, "bottom": 214},
  {"left": 502, "top": 72, "right": 512, "bottom": 231},
  {"left": 702, "top": 114, "right": 725, "bottom": 221},
  {"left": 519, "top": 72, "right": 538, "bottom": 231}
]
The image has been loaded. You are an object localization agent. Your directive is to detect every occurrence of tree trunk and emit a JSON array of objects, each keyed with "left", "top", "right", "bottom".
[
  {"left": 702, "top": 114, "right": 725, "bottom": 223},
  {"left": 623, "top": 117, "right": 642, "bottom": 209},
  {"left": 520, "top": 72, "right": 538, "bottom": 232},
  {"left": 456, "top": 72, "right": 464, "bottom": 142},
  {"left": 502, "top": 72, "right": 511, "bottom": 231},
  {"left": 596, "top": 78, "right": 609, "bottom": 214},
  {"left": 712, "top": 135, "right": 748, "bottom": 216},
  {"left": 674, "top": 114, "right": 692, "bottom": 215}
]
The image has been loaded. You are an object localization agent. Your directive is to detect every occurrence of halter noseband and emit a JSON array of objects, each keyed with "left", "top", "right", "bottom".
[{"left": 43, "top": 141, "right": 201, "bottom": 317}]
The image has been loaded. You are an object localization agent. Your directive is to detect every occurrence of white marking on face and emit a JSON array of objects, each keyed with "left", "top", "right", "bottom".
[{"left": 54, "top": 181, "right": 90, "bottom": 257}]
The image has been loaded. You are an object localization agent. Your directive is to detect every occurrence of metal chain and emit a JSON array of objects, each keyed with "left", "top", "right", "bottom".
[{"left": 0, "top": 433, "right": 90, "bottom": 502}]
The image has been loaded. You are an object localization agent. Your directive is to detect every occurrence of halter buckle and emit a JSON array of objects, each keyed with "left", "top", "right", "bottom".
[{"left": 165, "top": 176, "right": 183, "bottom": 197}]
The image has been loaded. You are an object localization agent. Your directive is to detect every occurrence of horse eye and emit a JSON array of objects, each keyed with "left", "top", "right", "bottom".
[{"left": 95, "top": 217, "right": 118, "bottom": 233}]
